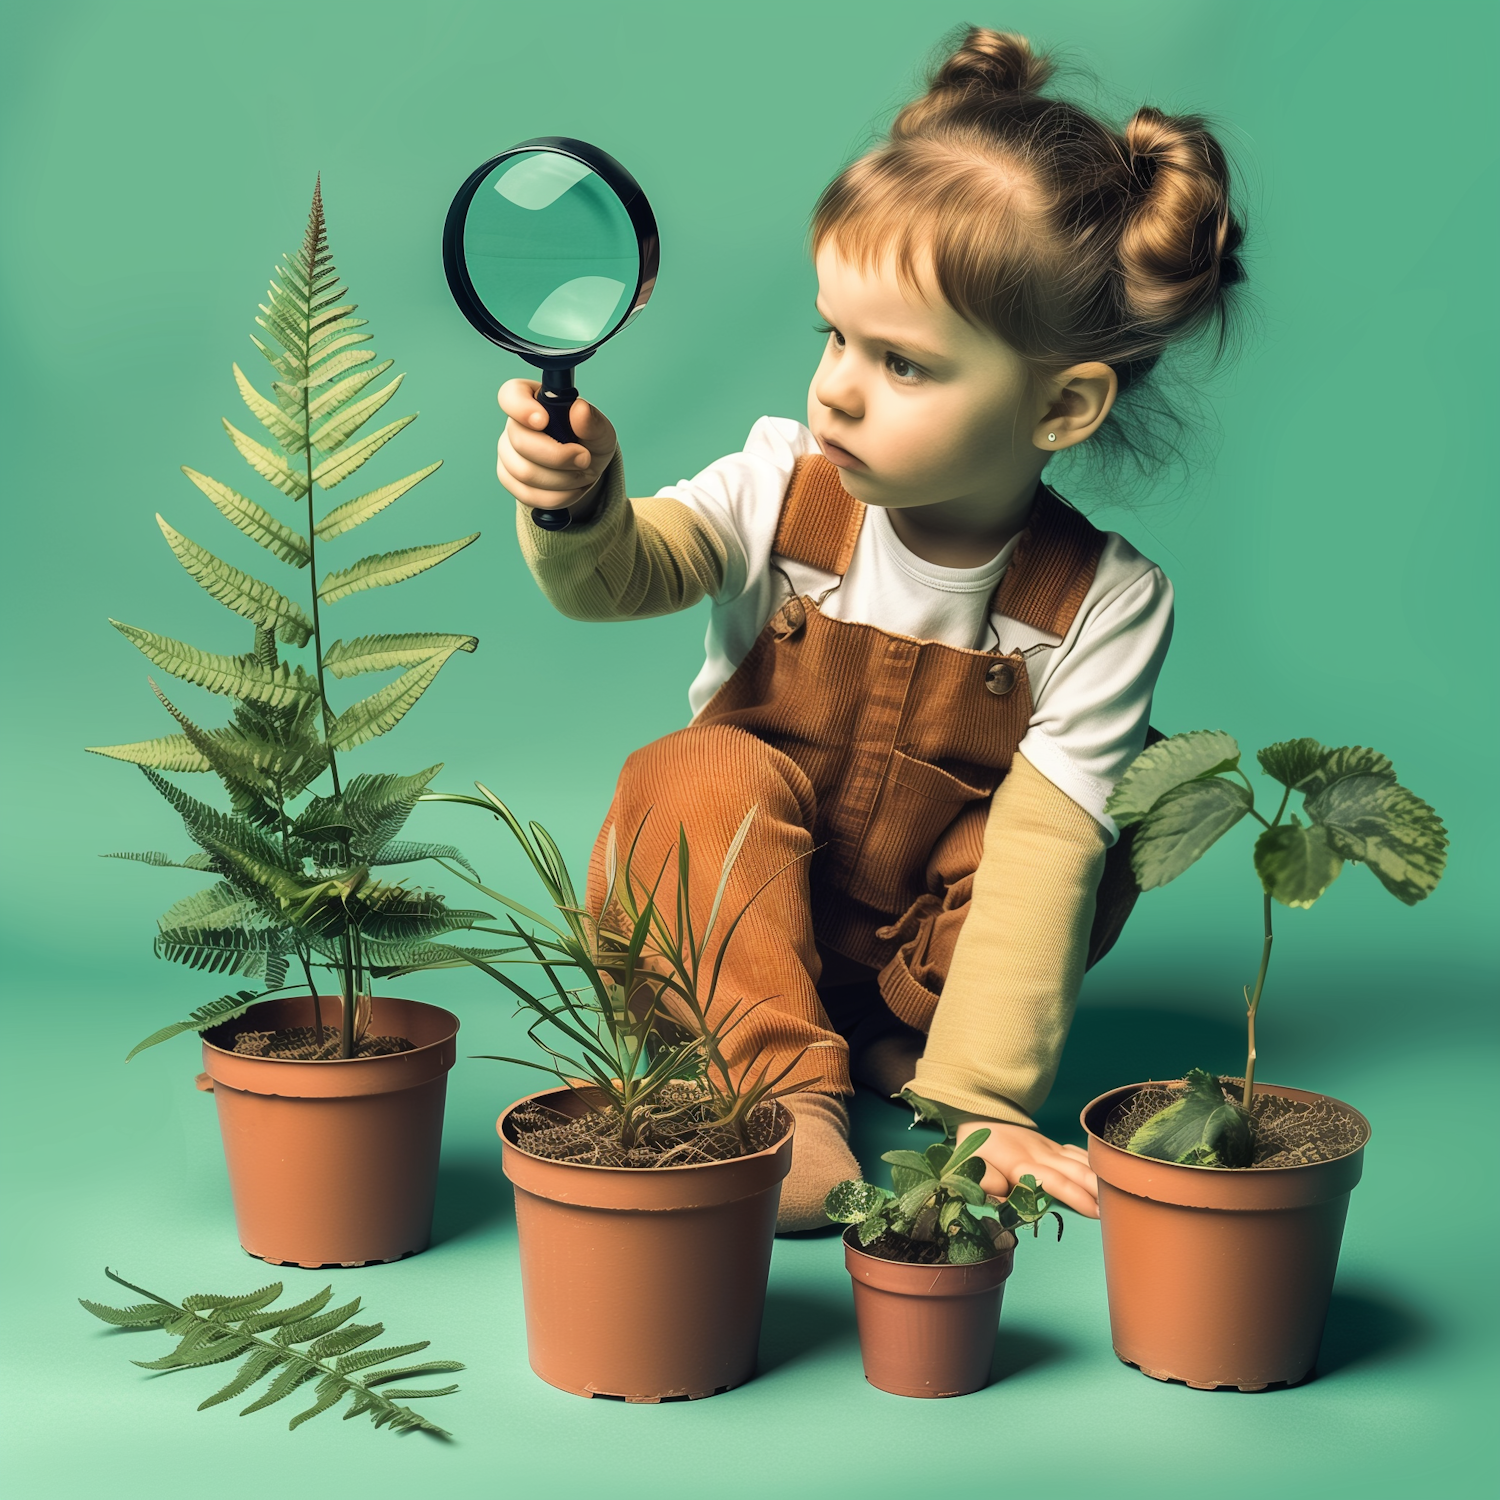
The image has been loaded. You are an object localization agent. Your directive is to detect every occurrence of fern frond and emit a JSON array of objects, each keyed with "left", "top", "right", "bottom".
[
  {"left": 110, "top": 622, "right": 315, "bottom": 706},
  {"left": 313, "top": 463, "right": 441, "bottom": 541},
  {"left": 222, "top": 419, "right": 308, "bottom": 499},
  {"left": 126, "top": 989, "right": 263, "bottom": 1058},
  {"left": 102, "top": 850, "right": 211, "bottom": 869},
  {"left": 157, "top": 518, "right": 313, "bottom": 644},
  {"left": 309, "top": 373, "right": 404, "bottom": 453},
  {"left": 88, "top": 734, "right": 212, "bottom": 772},
  {"left": 323, "top": 632, "right": 477, "bottom": 678},
  {"left": 157, "top": 881, "right": 264, "bottom": 934},
  {"left": 296, "top": 346, "right": 376, "bottom": 390},
  {"left": 181, "top": 468, "right": 309, "bottom": 567},
  {"left": 319, "top": 535, "right": 478, "bottom": 604},
  {"left": 311, "top": 415, "right": 416, "bottom": 489},
  {"left": 82, "top": 1265, "right": 457, "bottom": 1438},
  {"left": 327, "top": 655, "right": 453, "bottom": 751},
  {"left": 233, "top": 363, "right": 305, "bottom": 453},
  {"left": 155, "top": 926, "right": 279, "bottom": 975},
  {"left": 366, "top": 841, "right": 478, "bottom": 877},
  {"left": 307, "top": 359, "right": 393, "bottom": 423}
]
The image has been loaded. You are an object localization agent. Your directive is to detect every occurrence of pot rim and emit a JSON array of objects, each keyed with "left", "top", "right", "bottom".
[
  {"left": 497, "top": 1085, "right": 794, "bottom": 1176},
  {"left": 1081, "top": 1078, "right": 1371, "bottom": 1174},
  {"left": 841, "top": 1223, "right": 1018, "bottom": 1268},
  {"left": 201, "top": 993, "right": 459, "bottom": 1067}
]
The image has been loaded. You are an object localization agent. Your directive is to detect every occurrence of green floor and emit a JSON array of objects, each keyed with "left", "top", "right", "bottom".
[{"left": 3, "top": 942, "right": 1493, "bottom": 1500}]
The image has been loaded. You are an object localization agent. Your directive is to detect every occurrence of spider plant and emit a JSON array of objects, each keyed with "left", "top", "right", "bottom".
[{"left": 406, "top": 787, "right": 828, "bottom": 1154}]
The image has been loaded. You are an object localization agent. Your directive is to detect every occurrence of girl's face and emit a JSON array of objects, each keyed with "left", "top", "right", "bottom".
[{"left": 807, "top": 246, "right": 1112, "bottom": 522}]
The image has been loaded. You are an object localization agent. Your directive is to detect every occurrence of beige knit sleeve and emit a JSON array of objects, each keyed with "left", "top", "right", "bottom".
[
  {"left": 515, "top": 452, "right": 731, "bottom": 621},
  {"left": 909, "top": 752, "right": 1108, "bottom": 1128}
]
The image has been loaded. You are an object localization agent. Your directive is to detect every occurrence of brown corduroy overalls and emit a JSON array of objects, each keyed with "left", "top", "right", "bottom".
[{"left": 587, "top": 455, "right": 1141, "bottom": 1096}]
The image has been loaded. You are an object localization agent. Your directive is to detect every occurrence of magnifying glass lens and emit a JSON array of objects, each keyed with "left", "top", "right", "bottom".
[{"left": 463, "top": 151, "right": 640, "bottom": 353}]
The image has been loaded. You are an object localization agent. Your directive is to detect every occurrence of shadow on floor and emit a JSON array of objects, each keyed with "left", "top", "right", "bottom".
[
  {"left": 991, "top": 1323, "right": 1069, "bottom": 1383},
  {"left": 1035, "top": 1004, "right": 1248, "bottom": 1144},
  {"left": 431, "top": 1156, "right": 514, "bottom": 1247},
  {"left": 758, "top": 1283, "right": 854, "bottom": 1373},
  {"left": 1316, "top": 1284, "right": 1432, "bottom": 1378}
]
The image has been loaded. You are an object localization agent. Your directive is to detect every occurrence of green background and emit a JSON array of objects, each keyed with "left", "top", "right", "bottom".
[{"left": 2, "top": 1, "right": 1495, "bottom": 1495}]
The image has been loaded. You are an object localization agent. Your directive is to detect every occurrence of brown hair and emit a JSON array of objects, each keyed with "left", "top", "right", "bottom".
[{"left": 812, "top": 27, "right": 1248, "bottom": 484}]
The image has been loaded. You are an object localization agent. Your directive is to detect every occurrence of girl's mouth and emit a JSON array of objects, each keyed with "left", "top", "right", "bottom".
[{"left": 819, "top": 435, "right": 866, "bottom": 471}]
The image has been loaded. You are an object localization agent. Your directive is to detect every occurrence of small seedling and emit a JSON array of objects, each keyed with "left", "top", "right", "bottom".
[{"left": 825, "top": 1125, "right": 1062, "bottom": 1265}]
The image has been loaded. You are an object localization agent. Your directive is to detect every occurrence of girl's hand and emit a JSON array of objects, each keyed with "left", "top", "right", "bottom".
[
  {"left": 956, "top": 1119, "right": 1099, "bottom": 1219},
  {"left": 497, "top": 378, "right": 618, "bottom": 519}
]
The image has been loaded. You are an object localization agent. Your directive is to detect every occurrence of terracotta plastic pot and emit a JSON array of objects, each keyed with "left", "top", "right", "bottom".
[
  {"left": 1083, "top": 1080, "right": 1369, "bottom": 1391},
  {"left": 498, "top": 1088, "right": 793, "bottom": 1401},
  {"left": 199, "top": 995, "right": 458, "bottom": 1268},
  {"left": 844, "top": 1229, "right": 1016, "bottom": 1397}
]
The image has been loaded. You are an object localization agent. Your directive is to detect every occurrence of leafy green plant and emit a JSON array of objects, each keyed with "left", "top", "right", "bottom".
[
  {"left": 1105, "top": 732, "right": 1448, "bottom": 1161},
  {"left": 404, "top": 787, "right": 829, "bottom": 1157},
  {"left": 81, "top": 1268, "right": 462, "bottom": 1437},
  {"left": 825, "top": 1122, "right": 1062, "bottom": 1265},
  {"left": 90, "top": 182, "right": 491, "bottom": 1059}
]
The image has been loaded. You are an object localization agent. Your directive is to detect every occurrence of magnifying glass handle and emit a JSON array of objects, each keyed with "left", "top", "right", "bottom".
[{"left": 532, "top": 369, "right": 580, "bottom": 531}]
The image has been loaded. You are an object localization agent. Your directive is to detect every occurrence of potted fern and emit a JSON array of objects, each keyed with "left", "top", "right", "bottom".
[
  {"left": 91, "top": 182, "right": 491, "bottom": 1269},
  {"left": 406, "top": 790, "right": 820, "bottom": 1402},
  {"left": 825, "top": 1105, "right": 1062, "bottom": 1398},
  {"left": 1082, "top": 732, "right": 1447, "bottom": 1391}
]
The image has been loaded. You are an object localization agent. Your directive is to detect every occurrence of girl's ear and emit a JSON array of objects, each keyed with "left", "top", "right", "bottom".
[{"left": 1034, "top": 363, "right": 1118, "bottom": 451}]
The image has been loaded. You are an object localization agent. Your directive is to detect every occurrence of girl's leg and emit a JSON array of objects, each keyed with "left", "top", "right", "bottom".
[
  {"left": 587, "top": 723, "right": 849, "bottom": 1096},
  {"left": 586, "top": 724, "right": 860, "bottom": 1230}
]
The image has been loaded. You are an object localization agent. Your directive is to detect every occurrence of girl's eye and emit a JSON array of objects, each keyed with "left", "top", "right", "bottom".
[
  {"left": 886, "top": 352, "right": 923, "bottom": 383},
  {"left": 815, "top": 322, "right": 845, "bottom": 348}
]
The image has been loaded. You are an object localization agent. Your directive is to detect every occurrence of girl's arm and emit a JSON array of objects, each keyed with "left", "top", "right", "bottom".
[
  {"left": 517, "top": 458, "right": 731, "bottom": 621},
  {"left": 498, "top": 377, "right": 731, "bottom": 620},
  {"left": 909, "top": 752, "right": 1105, "bottom": 1215}
]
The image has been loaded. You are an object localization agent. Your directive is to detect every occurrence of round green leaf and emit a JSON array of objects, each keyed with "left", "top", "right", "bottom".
[
  {"left": 1306, "top": 775, "right": 1448, "bottom": 904},
  {"left": 1256, "top": 739, "right": 1332, "bottom": 790},
  {"left": 1297, "top": 745, "right": 1394, "bottom": 798},
  {"left": 1254, "top": 819, "right": 1344, "bottom": 908},
  {"left": 824, "top": 1179, "right": 889, "bottom": 1223},
  {"left": 1106, "top": 730, "right": 1241, "bottom": 826},
  {"left": 1130, "top": 776, "right": 1252, "bottom": 889}
]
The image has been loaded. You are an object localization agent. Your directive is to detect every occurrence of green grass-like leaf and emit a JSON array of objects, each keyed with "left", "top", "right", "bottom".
[{"left": 81, "top": 1269, "right": 461, "bottom": 1437}]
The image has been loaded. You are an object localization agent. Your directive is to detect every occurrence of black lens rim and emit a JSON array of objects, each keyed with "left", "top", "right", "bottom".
[{"left": 442, "top": 136, "right": 660, "bottom": 368}]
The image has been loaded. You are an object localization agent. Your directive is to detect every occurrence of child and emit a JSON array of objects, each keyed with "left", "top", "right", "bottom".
[{"left": 494, "top": 28, "right": 1245, "bottom": 1230}]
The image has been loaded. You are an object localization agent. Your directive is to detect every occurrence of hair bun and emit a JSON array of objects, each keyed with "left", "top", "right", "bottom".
[
  {"left": 931, "top": 27, "right": 1053, "bottom": 98},
  {"left": 1119, "top": 105, "right": 1246, "bottom": 327}
]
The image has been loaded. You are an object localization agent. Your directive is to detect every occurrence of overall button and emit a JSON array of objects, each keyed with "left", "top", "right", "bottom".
[
  {"left": 770, "top": 597, "right": 806, "bottom": 641},
  {"left": 984, "top": 661, "right": 1017, "bottom": 696}
]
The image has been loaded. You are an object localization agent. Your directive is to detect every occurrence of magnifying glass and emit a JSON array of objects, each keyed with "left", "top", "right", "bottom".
[{"left": 443, "top": 137, "right": 660, "bottom": 531}]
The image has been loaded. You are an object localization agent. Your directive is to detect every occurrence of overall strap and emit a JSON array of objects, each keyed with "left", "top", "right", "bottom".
[
  {"left": 773, "top": 454, "right": 865, "bottom": 575},
  {"left": 995, "top": 486, "right": 1107, "bottom": 638}
]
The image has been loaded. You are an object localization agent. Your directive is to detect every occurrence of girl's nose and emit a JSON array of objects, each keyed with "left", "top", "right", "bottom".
[{"left": 813, "top": 354, "right": 864, "bottom": 421}]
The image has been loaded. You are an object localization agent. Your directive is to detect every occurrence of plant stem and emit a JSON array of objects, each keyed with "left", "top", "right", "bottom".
[
  {"left": 339, "top": 932, "right": 356, "bottom": 1059},
  {"left": 1242, "top": 892, "right": 1274, "bottom": 1109}
]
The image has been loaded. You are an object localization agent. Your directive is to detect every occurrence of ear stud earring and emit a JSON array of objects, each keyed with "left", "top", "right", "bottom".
[{"left": 1047, "top": 432, "right": 1057, "bottom": 442}]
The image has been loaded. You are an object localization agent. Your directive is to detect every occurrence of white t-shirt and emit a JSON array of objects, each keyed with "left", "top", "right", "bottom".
[{"left": 654, "top": 417, "right": 1173, "bottom": 838}]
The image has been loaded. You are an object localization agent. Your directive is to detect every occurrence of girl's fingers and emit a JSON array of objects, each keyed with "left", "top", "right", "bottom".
[
  {"left": 498, "top": 430, "right": 595, "bottom": 493},
  {"left": 505, "top": 417, "right": 593, "bottom": 471},
  {"left": 498, "top": 378, "right": 547, "bottom": 427}
]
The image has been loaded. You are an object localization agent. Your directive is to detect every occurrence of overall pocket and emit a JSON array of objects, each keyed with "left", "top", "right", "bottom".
[{"left": 843, "top": 751, "right": 993, "bottom": 916}]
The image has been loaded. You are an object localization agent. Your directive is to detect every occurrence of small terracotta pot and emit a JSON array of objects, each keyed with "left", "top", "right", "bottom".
[
  {"left": 843, "top": 1229, "right": 1016, "bottom": 1397},
  {"left": 200, "top": 995, "right": 458, "bottom": 1268},
  {"left": 498, "top": 1088, "right": 792, "bottom": 1401},
  {"left": 1083, "top": 1080, "right": 1369, "bottom": 1391}
]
